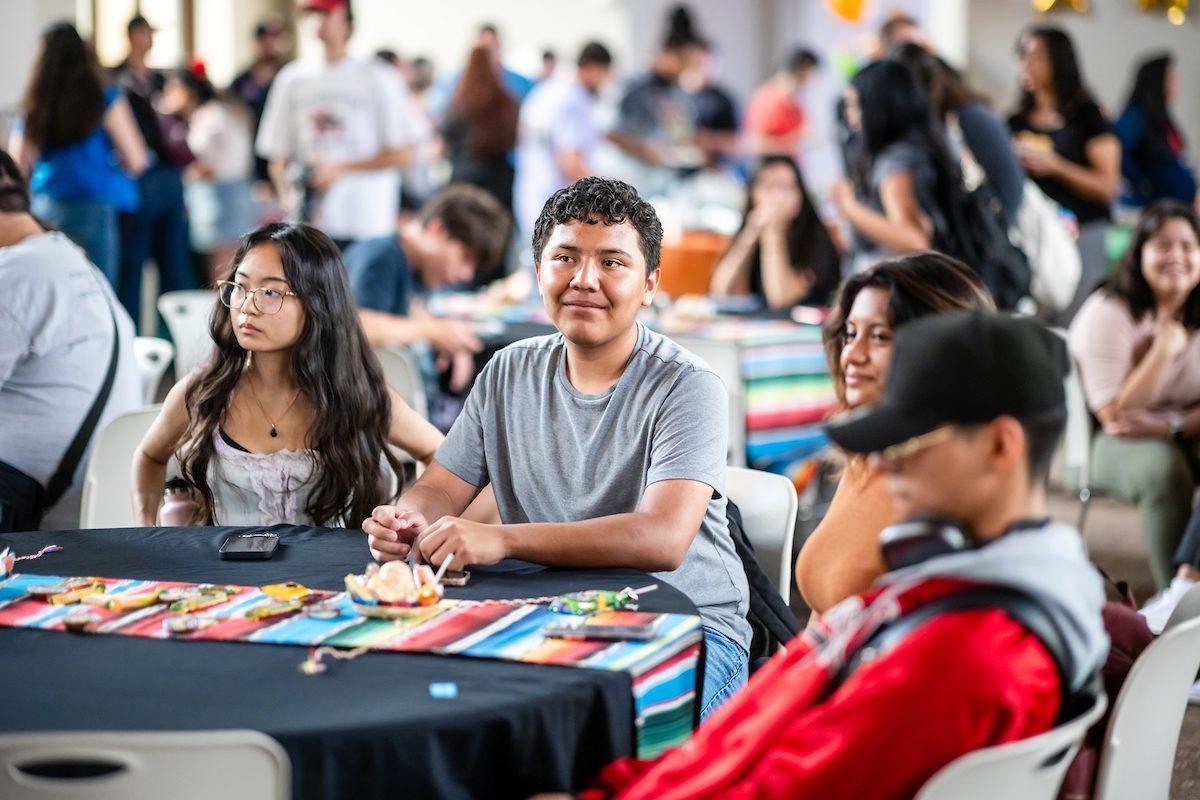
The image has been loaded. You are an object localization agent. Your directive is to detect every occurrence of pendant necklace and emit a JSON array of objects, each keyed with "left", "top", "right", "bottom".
[{"left": 246, "top": 372, "right": 301, "bottom": 438}]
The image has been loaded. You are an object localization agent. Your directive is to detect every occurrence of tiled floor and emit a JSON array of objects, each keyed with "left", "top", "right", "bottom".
[{"left": 1051, "top": 492, "right": 1199, "bottom": 799}]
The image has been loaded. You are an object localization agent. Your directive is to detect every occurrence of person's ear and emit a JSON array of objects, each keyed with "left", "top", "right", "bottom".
[
  {"left": 990, "top": 417, "right": 1025, "bottom": 477},
  {"left": 642, "top": 266, "right": 661, "bottom": 307}
]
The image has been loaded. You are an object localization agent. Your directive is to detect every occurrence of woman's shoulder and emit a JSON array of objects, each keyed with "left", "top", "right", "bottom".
[{"left": 1069, "top": 290, "right": 1140, "bottom": 342}]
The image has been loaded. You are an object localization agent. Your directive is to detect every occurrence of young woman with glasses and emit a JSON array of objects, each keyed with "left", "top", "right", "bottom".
[{"left": 131, "top": 222, "right": 442, "bottom": 527}]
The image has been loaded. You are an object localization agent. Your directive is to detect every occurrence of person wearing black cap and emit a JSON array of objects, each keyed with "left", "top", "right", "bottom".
[{"left": 546, "top": 311, "right": 1108, "bottom": 800}]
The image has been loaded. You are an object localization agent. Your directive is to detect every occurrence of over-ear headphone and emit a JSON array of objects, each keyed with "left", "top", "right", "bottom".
[{"left": 879, "top": 515, "right": 1051, "bottom": 571}]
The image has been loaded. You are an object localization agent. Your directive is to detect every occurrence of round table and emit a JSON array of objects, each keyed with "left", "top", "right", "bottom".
[{"left": 0, "top": 525, "right": 698, "bottom": 800}]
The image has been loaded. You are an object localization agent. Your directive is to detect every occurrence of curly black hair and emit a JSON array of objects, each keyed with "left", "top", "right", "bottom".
[{"left": 531, "top": 176, "right": 664, "bottom": 272}]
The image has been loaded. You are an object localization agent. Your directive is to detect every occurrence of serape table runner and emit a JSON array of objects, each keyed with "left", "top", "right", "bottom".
[{"left": 0, "top": 572, "right": 700, "bottom": 758}]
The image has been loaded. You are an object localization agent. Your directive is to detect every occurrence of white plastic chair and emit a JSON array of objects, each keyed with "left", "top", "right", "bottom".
[
  {"left": 157, "top": 290, "right": 217, "bottom": 379},
  {"left": 131, "top": 337, "right": 174, "bottom": 404},
  {"left": 915, "top": 693, "right": 1107, "bottom": 800},
  {"left": 670, "top": 335, "right": 746, "bottom": 467},
  {"left": 1092, "top": 596, "right": 1200, "bottom": 800},
  {"left": 0, "top": 729, "right": 289, "bottom": 800},
  {"left": 375, "top": 346, "right": 429, "bottom": 421},
  {"left": 725, "top": 466, "right": 799, "bottom": 605},
  {"left": 79, "top": 406, "right": 162, "bottom": 528},
  {"left": 1165, "top": 580, "right": 1200, "bottom": 631},
  {"left": 1050, "top": 328, "right": 1095, "bottom": 531}
]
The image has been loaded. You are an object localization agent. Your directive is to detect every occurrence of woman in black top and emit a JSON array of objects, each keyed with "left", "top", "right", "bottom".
[
  {"left": 1008, "top": 26, "right": 1120, "bottom": 227},
  {"left": 710, "top": 156, "right": 841, "bottom": 308}
]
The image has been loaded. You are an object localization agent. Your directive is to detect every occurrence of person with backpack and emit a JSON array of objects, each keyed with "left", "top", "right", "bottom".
[
  {"left": 0, "top": 149, "right": 141, "bottom": 532},
  {"left": 532, "top": 311, "right": 1108, "bottom": 800}
]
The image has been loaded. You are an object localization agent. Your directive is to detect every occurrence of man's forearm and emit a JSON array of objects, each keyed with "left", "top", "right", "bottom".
[
  {"left": 343, "top": 146, "right": 414, "bottom": 172},
  {"left": 358, "top": 309, "right": 427, "bottom": 348},
  {"left": 499, "top": 513, "right": 694, "bottom": 573}
]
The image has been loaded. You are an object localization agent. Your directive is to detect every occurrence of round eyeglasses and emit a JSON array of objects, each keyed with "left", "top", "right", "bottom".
[{"left": 217, "top": 281, "right": 297, "bottom": 315}]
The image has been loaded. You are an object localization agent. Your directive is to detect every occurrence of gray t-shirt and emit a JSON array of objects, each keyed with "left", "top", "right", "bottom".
[
  {"left": 437, "top": 323, "right": 751, "bottom": 651},
  {"left": 0, "top": 232, "right": 141, "bottom": 529}
]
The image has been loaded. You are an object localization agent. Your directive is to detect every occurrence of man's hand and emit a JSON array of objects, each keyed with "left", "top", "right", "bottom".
[
  {"left": 363, "top": 505, "right": 430, "bottom": 563},
  {"left": 415, "top": 517, "right": 508, "bottom": 570},
  {"left": 309, "top": 160, "right": 346, "bottom": 192},
  {"left": 424, "top": 318, "right": 484, "bottom": 356}
]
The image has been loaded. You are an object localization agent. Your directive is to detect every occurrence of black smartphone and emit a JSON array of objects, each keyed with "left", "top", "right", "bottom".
[{"left": 218, "top": 532, "right": 279, "bottom": 560}]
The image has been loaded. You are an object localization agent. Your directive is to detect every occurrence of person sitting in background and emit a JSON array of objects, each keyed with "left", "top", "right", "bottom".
[
  {"left": 1068, "top": 200, "right": 1200, "bottom": 597},
  {"left": 442, "top": 45, "right": 520, "bottom": 212},
  {"left": 1116, "top": 53, "right": 1197, "bottom": 209},
  {"left": 131, "top": 222, "right": 442, "bottom": 527},
  {"left": 364, "top": 178, "right": 752, "bottom": 718},
  {"left": 709, "top": 155, "right": 841, "bottom": 309},
  {"left": 515, "top": 42, "right": 613, "bottom": 241},
  {"left": 743, "top": 48, "right": 819, "bottom": 159},
  {"left": 8, "top": 22, "right": 146, "bottom": 282},
  {"left": 891, "top": 42, "right": 1026, "bottom": 226},
  {"left": 161, "top": 69, "right": 256, "bottom": 283},
  {"left": 794, "top": 253, "right": 994, "bottom": 616},
  {"left": 829, "top": 60, "right": 962, "bottom": 273},
  {"left": 345, "top": 184, "right": 512, "bottom": 391},
  {"left": 1009, "top": 26, "right": 1120, "bottom": 319},
  {"left": 0, "top": 149, "right": 141, "bottom": 532},
  {"left": 537, "top": 311, "right": 1107, "bottom": 800}
]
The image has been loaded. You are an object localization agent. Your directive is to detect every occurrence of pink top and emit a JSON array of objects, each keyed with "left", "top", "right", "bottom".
[{"left": 1067, "top": 291, "right": 1200, "bottom": 417}]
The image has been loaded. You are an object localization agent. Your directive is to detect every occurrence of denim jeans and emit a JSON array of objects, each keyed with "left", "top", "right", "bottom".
[
  {"left": 31, "top": 195, "right": 119, "bottom": 283},
  {"left": 118, "top": 164, "right": 194, "bottom": 327},
  {"left": 700, "top": 626, "right": 749, "bottom": 720}
]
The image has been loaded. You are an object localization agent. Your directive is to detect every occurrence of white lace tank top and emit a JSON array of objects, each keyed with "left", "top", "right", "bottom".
[{"left": 208, "top": 429, "right": 323, "bottom": 526}]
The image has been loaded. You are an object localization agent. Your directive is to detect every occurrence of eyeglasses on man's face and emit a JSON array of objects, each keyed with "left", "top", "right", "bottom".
[{"left": 217, "top": 281, "right": 297, "bottom": 315}]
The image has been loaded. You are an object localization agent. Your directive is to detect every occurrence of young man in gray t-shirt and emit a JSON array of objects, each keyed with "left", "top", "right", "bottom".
[{"left": 365, "top": 177, "right": 751, "bottom": 717}]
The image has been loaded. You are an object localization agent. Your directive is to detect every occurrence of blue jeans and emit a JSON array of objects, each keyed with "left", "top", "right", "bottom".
[
  {"left": 31, "top": 195, "right": 119, "bottom": 283},
  {"left": 700, "top": 626, "right": 749, "bottom": 720},
  {"left": 118, "top": 164, "right": 194, "bottom": 326}
]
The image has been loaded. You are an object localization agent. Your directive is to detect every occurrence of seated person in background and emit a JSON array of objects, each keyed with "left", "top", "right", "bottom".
[
  {"left": 1069, "top": 200, "right": 1200, "bottom": 608},
  {"left": 540, "top": 311, "right": 1107, "bottom": 800},
  {"left": 132, "top": 222, "right": 443, "bottom": 527},
  {"left": 709, "top": 156, "right": 841, "bottom": 309},
  {"left": 365, "top": 178, "right": 752, "bottom": 718},
  {"left": 0, "top": 149, "right": 141, "bottom": 531},
  {"left": 1116, "top": 53, "right": 1197, "bottom": 209},
  {"left": 346, "top": 184, "right": 512, "bottom": 391},
  {"left": 795, "top": 253, "right": 994, "bottom": 616}
]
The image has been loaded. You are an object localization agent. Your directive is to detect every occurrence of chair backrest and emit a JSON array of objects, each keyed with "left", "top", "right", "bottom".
[
  {"left": 1093, "top": 606, "right": 1200, "bottom": 800},
  {"left": 915, "top": 693, "right": 1107, "bottom": 800},
  {"left": 724, "top": 466, "right": 798, "bottom": 604},
  {"left": 1165, "top": 580, "right": 1200, "bottom": 631},
  {"left": 79, "top": 406, "right": 162, "bottom": 528},
  {"left": 670, "top": 335, "right": 746, "bottom": 467},
  {"left": 1050, "top": 328, "right": 1091, "bottom": 494},
  {"left": 157, "top": 290, "right": 217, "bottom": 379},
  {"left": 0, "top": 729, "right": 289, "bottom": 800},
  {"left": 132, "top": 337, "right": 175, "bottom": 405},
  {"left": 375, "top": 346, "right": 428, "bottom": 422}
]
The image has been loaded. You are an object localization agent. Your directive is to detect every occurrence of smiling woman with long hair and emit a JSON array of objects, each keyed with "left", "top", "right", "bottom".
[{"left": 132, "top": 222, "right": 442, "bottom": 527}]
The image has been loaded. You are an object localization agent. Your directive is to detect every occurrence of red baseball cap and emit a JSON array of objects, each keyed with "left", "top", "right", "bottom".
[{"left": 298, "top": 0, "right": 347, "bottom": 12}]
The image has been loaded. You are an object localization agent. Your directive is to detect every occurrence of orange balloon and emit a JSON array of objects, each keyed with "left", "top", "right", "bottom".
[{"left": 825, "top": 0, "right": 868, "bottom": 22}]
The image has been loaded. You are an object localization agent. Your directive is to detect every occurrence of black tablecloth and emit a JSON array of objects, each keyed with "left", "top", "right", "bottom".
[{"left": 0, "top": 525, "right": 697, "bottom": 800}]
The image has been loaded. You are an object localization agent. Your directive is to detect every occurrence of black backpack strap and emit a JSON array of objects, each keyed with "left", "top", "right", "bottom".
[
  {"left": 833, "top": 586, "right": 1083, "bottom": 722},
  {"left": 43, "top": 290, "right": 121, "bottom": 508},
  {"left": 725, "top": 499, "right": 802, "bottom": 664}
]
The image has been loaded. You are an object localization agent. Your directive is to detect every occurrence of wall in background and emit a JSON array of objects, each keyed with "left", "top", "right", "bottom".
[{"left": 968, "top": 0, "right": 1200, "bottom": 164}]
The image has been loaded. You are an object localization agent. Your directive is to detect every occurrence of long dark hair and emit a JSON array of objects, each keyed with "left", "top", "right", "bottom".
[
  {"left": 890, "top": 42, "right": 986, "bottom": 121},
  {"left": 849, "top": 60, "right": 963, "bottom": 239},
  {"left": 179, "top": 223, "right": 403, "bottom": 526},
  {"left": 823, "top": 252, "right": 994, "bottom": 408},
  {"left": 447, "top": 45, "right": 518, "bottom": 159},
  {"left": 1102, "top": 200, "right": 1200, "bottom": 330},
  {"left": 20, "top": 23, "right": 107, "bottom": 152},
  {"left": 1017, "top": 26, "right": 1092, "bottom": 118},
  {"left": 735, "top": 156, "right": 840, "bottom": 305},
  {"left": 1124, "top": 54, "right": 1178, "bottom": 160}
]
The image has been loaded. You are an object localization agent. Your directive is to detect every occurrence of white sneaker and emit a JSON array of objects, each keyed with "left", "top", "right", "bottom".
[{"left": 1140, "top": 576, "right": 1198, "bottom": 635}]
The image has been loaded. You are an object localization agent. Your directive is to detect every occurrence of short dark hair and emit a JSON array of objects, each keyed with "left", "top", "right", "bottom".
[
  {"left": 578, "top": 41, "right": 612, "bottom": 69},
  {"left": 127, "top": 15, "right": 152, "bottom": 35},
  {"left": 531, "top": 177, "right": 664, "bottom": 272},
  {"left": 788, "top": 47, "right": 819, "bottom": 72},
  {"left": 1019, "top": 414, "right": 1067, "bottom": 486},
  {"left": 375, "top": 49, "right": 400, "bottom": 67},
  {"left": 1102, "top": 200, "right": 1200, "bottom": 329},
  {"left": 420, "top": 184, "right": 512, "bottom": 281},
  {"left": 0, "top": 149, "right": 32, "bottom": 214}
]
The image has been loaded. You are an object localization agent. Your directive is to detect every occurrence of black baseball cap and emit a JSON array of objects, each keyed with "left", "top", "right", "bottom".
[
  {"left": 825, "top": 311, "right": 1068, "bottom": 454},
  {"left": 128, "top": 15, "right": 156, "bottom": 34}
]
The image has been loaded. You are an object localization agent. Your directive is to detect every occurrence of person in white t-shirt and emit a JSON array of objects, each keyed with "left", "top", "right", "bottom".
[
  {"left": 255, "top": 0, "right": 414, "bottom": 247},
  {"left": 514, "top": 42, "right": 613, "bottom": 244},
  {"left": 0, "top": 149, "right": 141, "bottom": 531}
]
